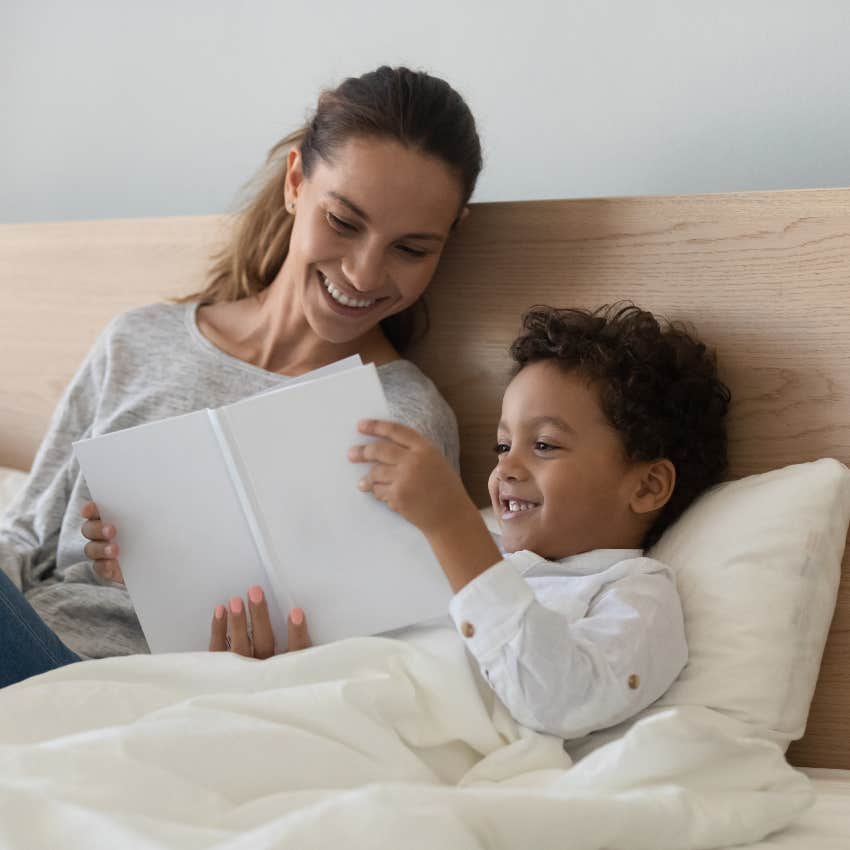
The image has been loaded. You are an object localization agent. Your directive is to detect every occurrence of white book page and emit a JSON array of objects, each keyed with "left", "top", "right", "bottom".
[
  {"left": 220, "top": 364, "right": 453, "bottom": 646},
  {"left": 74, "top": 411, "right": 288, "bottom": 653}
]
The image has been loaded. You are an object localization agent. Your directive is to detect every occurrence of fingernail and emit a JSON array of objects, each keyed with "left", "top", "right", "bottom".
[
  {"left": 290, "top": 608, "right": 304, "bottom": 626},
  {"left": 103, "top": 525, "right": 114, "bottom": 538},
  {"left": 229, "top": 597, "right": 243, "bottom": 615},
  {"left": 248, "top": 586, "right": 263, "bottom": 604},
  {"left": 358, "top": 478, "right": 369, "bottom": 491},
  {"left": 104, "top": 545, "right": 116, "bottom": 557},
  {"left": 214, "top": 605, "right": 225, "bottom": 620}
]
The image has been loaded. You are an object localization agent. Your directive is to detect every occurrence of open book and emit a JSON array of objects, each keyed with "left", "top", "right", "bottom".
[{"left": 73, "top": 358, "right": 453, "bottom": 653}]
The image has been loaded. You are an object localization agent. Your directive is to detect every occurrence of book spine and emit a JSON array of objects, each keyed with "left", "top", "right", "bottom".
[{"left": 206, "top": 408, "right": 295, "bottom": 617}]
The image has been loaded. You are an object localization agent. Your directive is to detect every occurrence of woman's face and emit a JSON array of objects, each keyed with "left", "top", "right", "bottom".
[{"left": 282, "top": 137, "right": 465, "bottom": 344}]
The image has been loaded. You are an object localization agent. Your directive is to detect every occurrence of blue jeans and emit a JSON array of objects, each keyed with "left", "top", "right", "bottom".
[{"left": 0, "top": 568, "right": 80, "bottom": 687}]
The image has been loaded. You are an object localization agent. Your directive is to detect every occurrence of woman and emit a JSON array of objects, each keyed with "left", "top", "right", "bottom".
[{"left": 0, "top": 66, "right": 482, "bottom": 686}]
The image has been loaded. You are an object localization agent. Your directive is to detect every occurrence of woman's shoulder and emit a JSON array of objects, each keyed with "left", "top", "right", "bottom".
[
  {"left": 92, "top": 302, "right": 194, "bottom": 357},
  {"left": 103, "top": 301, "right": 189, "bottom": 337},
  {"left": 377, "top": 359, "right": 460, "bottom": 467}
]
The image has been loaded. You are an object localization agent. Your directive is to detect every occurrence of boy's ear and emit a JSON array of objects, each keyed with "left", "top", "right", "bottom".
[{"left": 630, "top": 459, "right": 676, "bottom": 516}]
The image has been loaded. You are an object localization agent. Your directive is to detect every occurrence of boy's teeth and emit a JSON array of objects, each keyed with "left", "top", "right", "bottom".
[
  {"left": 508, "top": 500, "right": 536, "bottom": 512},
  {"left": 321, "top": 274, "right": 375, "bottom": 308}
]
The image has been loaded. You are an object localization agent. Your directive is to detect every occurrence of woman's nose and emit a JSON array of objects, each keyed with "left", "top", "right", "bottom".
[{"left": 342, "top": 241, "right": 386, "bottom": 293}]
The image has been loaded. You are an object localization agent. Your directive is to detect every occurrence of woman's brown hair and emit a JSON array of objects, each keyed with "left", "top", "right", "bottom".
[{"left": 180, "top": 66, "right": 482, "bottom": 352}]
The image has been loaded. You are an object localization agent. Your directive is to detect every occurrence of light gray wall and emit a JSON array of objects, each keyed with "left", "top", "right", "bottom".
[{"left": 2, "top": 1, "right": 849, "bottom": 223}]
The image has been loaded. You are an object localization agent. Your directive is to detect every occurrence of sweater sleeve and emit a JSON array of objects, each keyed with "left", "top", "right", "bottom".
[
  {"left": 448, "top": 559, "right": 688, "bottom": 740},
  {"left": 0, "top": 332, "right": 107, "bottom": 590}
]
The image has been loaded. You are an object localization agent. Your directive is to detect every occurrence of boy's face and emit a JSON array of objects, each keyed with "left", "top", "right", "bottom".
[{"left": 488, "top": 360, "right": 647, "bottom": 560}]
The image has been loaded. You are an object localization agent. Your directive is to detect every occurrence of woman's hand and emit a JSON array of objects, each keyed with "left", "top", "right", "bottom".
[
  {"left": 209, "top": 585, "right": 311, "bottom": 658},
  {"left": 81, "top": 501, "right": 124, "bottom": 584},
  {"left": 348, "top": 419, "right": 476, "bottom": 536}
]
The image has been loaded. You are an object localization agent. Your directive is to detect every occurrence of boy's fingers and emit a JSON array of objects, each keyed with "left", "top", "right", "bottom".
[
  {"left": 287, "top": 608, "right": 312, "bottom": 652},
  {"left": 209, "top": 605, "right": 227, "bottom": 651},
  {"left": 356, "top": 419, "right": 419, "bottom": 447},
  {"left": 247, "top": 586, "right": 275, "bottom": 659},
  {"left": 227, "top": 597, "right": 252, "bottom": 656},
  {"left": 348, "top": 440, "right": 404, "bottom": 465}
]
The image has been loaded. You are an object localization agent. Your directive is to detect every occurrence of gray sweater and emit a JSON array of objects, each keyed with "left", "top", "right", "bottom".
[{"left": 0, "top": 302, "right": 459, "bottom": 659}]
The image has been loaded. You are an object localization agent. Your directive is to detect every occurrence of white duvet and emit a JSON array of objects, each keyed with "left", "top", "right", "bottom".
[{"left": 0, "top": 626, "right": 812, "bottom": 850}]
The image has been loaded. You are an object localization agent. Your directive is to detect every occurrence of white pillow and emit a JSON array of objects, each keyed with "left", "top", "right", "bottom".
[
  {"left": 482, "top": 458, "right": 850, "bottom": 748},
  {"left": 0, "top": 466, "right": 27, "bottom": 516},
  {"left": 648, "top": 458, "right": 850, "bottom": 746}
]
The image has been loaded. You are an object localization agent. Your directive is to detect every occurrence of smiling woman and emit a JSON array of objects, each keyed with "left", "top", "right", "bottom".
[{"left": 0, "top": 66, "right": 482, "bottom": 685}]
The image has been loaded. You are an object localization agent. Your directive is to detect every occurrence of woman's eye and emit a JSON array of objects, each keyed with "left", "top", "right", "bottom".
[
  {"left": 326, "top": 211, "right": 356, "bottom": 232},
  {"left": 493, "top": 442, "right": 510, "bottom": 455},
  {"left": 396, "top": 244, "right": 427, "bottom": 258}
]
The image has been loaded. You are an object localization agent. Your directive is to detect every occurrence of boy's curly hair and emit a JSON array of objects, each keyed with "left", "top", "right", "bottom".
[{"left": 510, "top": 304, "right": 731, "bottom": 547}]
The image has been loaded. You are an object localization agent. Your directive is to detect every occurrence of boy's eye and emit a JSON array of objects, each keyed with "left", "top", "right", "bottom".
[
  {"left": 326, "top": 211, "right": 356, "bottom": 232},
  {"left": 534, "top": 441, "right": 557, "bottom": 452},
  {"left": 493, "top": 442, "right": 510, "bottom": 455}
]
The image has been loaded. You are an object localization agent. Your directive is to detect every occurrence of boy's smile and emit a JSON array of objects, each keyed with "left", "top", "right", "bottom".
[{"left": 488, "top": 360, "right": 653, "bottom": 560}]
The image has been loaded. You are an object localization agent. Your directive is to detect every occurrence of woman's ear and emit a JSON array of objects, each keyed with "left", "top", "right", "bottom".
[
  {"left": 284, "top": 147, "right": 304, "bottom": 207},
  {"left": 630, "top": 459, "right": 676, "bottom": 516},
  {"left": 452, "top": 206, "right": 470, "bottom": 230}
]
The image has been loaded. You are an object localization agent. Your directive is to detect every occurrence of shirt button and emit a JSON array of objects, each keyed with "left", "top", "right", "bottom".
[
  {"left": 628, "top": 674, "right": 640, "bottom": 690},
  {"left": 460, "top": 621, "right": 475, "bottom": 638}
]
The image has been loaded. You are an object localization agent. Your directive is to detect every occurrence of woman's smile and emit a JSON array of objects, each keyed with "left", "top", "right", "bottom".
[{"left": 316, "top": 269, "right": 389, "bottom": 316}]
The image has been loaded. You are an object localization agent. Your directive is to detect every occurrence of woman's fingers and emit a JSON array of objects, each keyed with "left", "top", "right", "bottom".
[
  {"left": 84, "top": 539, "right": 119, "bottom": 561},
  {"left": 209, "top": 605, "right": 227, "bottom": 651},
  {"left": 82, "top": 518, "right": 116, "bottom": 543},
  {"left": 81, "top": 501, "right": 100, "bottom": 521},
  {"left": 287, "top": 608, "right": 312, "bottom": 652},
  {"left": 247, "top": 586, "right": 275, "bottom": 659},
  {"left": 227, "top": 597, "right": 252, "bottom": 656}
]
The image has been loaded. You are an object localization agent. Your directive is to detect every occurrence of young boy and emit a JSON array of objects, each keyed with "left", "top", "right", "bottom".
[{"left": 349, "top": 304, "right": 730, "bottom": 740}]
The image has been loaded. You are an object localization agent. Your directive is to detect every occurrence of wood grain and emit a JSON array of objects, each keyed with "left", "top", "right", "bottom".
[{"left": 1, "top": 189, "right": 849, "bottom": 767}]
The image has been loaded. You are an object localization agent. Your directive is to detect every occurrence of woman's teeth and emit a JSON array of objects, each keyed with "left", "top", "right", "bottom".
[{"left": 321, "top": 274, "right": 375, "bottom": 309}]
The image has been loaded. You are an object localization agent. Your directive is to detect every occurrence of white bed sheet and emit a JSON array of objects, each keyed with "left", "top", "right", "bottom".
[{"left": 743, "top": 768, "right": 850, "bottom": 849}]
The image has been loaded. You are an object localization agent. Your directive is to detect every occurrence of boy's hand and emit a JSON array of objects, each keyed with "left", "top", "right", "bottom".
[
  {"left": 350, "top": 419, "right": 503, "bottom": 593},
  {"left": 349, "top": 419, "right": 476, "bottom": 536},
  {"left": 81, "top": 501, "right": 124, "bottom": 584},
  {"left": 208, "top": 585, "right": 311, "bottom": 657}
]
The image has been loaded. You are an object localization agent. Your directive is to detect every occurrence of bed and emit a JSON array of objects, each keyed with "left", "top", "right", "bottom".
[{"left": 1, "top": 189, "right": 849, "bottom": 848}]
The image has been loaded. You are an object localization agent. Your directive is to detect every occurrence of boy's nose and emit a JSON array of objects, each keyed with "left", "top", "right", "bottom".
[{"left": 496, "top": 454, "right": 526, "bottom": 481}]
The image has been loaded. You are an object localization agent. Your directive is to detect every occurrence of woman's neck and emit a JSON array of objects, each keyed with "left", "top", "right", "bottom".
[{"left": 197, "top": 279, "right": 399, "bottom": 377}]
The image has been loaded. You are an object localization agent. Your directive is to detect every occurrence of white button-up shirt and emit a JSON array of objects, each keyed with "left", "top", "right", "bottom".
[{"left": 447, "top": 547, "right": 688, "bottom": 740}]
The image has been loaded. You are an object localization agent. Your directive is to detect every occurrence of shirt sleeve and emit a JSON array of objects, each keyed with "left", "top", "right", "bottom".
[
  {"left": 0, "top": 333, "right": 107, "bottom": 590},
  {"left": 448, "top": 559, "right": 688, "bottom": 739}
]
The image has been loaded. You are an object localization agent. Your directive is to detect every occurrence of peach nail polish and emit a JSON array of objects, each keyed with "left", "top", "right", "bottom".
[
  {"left": 248, "top": 586, "right": 263, "bottom": 605},
  {"left": 214, "top": 605, "right": 225, "bottom": 620},
  {"left": 290, "top": 608, "right": 304, "bottom": 626},
  {"left": 229, "top": 597, "right": 243, "bottom": 615}
]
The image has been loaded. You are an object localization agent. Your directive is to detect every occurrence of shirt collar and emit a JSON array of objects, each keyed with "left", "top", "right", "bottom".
[{"left": 508, "top": 547, "right": 644, "bottom": 577}]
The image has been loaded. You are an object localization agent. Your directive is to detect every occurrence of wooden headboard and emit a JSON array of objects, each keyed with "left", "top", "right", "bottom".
[{"left": 1, "top": 189, "right": 849, "bottom": 768}]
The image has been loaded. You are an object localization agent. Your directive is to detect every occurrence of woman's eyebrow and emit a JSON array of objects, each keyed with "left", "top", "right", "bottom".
[{"left": 327, "top": 192, "right": 446, "bottom": 243}]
